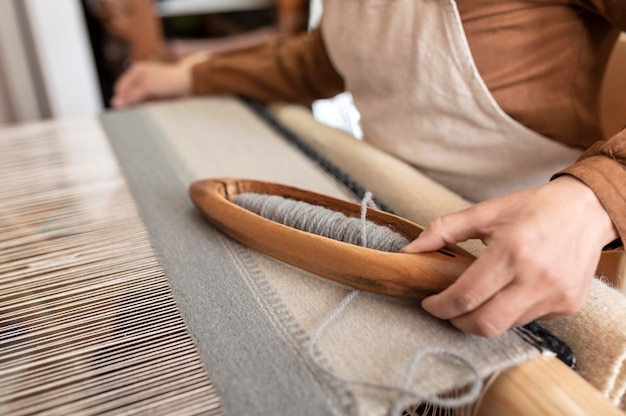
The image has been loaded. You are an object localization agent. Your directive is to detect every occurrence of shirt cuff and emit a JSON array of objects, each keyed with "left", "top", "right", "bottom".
[
  {"left": 553, "top": 155, "right": 626, "bottom": 245},
  {"left": 192, "top": 59, "right": 216, "bottom": 96}
]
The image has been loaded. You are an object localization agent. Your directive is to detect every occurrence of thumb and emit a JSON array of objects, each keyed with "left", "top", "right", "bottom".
[{"left": 403, "top": 208, "right": 485, "bottom": 253}]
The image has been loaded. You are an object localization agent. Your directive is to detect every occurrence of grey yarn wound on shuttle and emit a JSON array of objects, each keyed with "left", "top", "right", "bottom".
[{"left": 232, "top": 193, "right": 410, "bottom": 253}]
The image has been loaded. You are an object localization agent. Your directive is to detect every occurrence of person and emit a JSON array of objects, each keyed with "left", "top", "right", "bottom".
[{"left": 111, "top": 0, "right": 625, "bottom": 339}]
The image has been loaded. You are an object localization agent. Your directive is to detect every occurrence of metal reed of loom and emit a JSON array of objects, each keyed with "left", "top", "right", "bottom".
[{"left": 0, "top": 122, "right": 222, "bottom": 415}]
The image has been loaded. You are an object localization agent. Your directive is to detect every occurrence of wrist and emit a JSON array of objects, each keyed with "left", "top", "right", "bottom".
[
  {"left": 177, "top": 53, "right": 211, "bottom": 96},
  {"left": 179, "top": 52, "right": 211, "bottom": 69},
  {"left": 551, "top": 176, "right": 619, "bottom": 246}
]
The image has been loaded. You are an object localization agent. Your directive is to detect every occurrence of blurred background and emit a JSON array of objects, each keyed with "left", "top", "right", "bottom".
[
  {"left": 0, "top": 0, "right": 623, "bottom": 139},
  {"left": 0, "top": 0, "right": 311, "bottom": 125}
]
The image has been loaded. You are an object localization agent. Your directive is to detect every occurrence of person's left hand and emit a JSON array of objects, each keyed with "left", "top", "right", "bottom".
[
  {"left": 110, "top": 52, "right": 209, "bottom": 109},
  {"left": 403, "top": 175, "right": 618, "bottom": 338}
]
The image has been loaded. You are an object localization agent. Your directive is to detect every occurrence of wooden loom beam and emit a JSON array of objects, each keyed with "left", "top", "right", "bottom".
[{"left": 480, "top": 356, "right": 623, "bottom": 415}]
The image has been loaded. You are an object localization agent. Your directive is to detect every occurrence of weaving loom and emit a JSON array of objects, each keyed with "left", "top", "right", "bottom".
[{"left": 1, "top": 97, "right": 625, "bottom": 415}]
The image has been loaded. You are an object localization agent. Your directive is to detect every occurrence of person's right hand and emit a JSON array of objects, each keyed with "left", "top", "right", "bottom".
[{"left": 111, "top": 53, "right": 207, "bottom": 109}]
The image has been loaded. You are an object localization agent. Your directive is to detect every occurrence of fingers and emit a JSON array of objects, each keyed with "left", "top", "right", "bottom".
[
  {"left": 406, "top": 181, "right": 604, "bottom": 338},
  {"left": 446, "top": 278, "right": 588, "bottom": 338},
  {"left": 403, "top": 205, "right": 491, "bottom": 253},
  {"left": 116, "top": 79, "right": 150, "bottom": 108},
  {"left": 421, "top": 248, "right": 513, "bottom": 322},
  {"left": 448, "top": 283, "right": 537, "bottom": 338},
  {"left": 422, "top": 246, "right": 591, "bottom": 338},
  {"left": 111, "top": 65, "right": 145, "bottom": 108},
  {"left": 111, "top": 62, "right": 190, "bottom": 109}
]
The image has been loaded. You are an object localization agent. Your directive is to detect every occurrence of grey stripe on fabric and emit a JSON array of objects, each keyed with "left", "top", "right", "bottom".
[{"left": 100, "top": 109, "right": 350, "bottom": 416}]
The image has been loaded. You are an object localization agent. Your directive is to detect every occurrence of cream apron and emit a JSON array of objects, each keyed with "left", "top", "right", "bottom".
[{"left": 321, "top": 0, "right": 583, "bottom": 201}]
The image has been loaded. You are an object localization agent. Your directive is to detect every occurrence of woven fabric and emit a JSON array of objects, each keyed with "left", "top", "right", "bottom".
[
  {"left": 102, "top": 98, "right": 543, "bottom": 415},
  {"left": 540, "top": 281, "right": 626, "bottom": 408}
]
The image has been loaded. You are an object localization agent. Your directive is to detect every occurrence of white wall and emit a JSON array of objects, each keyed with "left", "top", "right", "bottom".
[
  {"left": 24, "top": 0, "right": 103, "bottom": 119},
  {"left": 0, "top": 0, "right": 43, "bottom": 124}
]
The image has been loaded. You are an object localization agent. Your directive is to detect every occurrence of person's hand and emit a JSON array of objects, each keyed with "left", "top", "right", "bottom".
[
  {"left": 403, "top": 176, "right": 618, "bottom": 338},
  {"left": 111, "top": 53, "right": 208, "bottom": 109}
]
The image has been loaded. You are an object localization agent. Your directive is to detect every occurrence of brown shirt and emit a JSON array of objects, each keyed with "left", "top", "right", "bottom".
[{"left": 192, "top": 0, "right": 626, "bottom": 243}]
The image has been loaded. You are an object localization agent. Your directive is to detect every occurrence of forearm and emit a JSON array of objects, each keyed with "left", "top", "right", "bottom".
[{"left": 192, "top": 28, "right": 345, "bottom": 105}]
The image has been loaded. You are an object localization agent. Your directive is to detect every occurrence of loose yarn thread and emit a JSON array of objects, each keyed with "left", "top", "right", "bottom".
[{"left": 233, "top": 191, "right": 483, "bottom": 415}]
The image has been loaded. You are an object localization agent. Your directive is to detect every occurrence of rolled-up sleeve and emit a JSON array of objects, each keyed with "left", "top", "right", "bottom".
[
  {"left": 554, "top": 127, "right": 626, "bottom": 244},
  {"left": 192, "top": 28, "right": 344, "bottom": 105}
]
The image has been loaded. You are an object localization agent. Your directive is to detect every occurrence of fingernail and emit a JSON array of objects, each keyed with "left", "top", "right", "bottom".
[
  {"left": 421, "top": 297, "right": 433, "bottom": 312},
  {"left": 402, "top": 239, "right": 420, "bottom": 253}
]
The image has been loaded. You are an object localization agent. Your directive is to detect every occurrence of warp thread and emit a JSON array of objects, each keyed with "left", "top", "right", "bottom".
[{"left": 233, "top": 192, "right": 483, "bottom": 415}]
